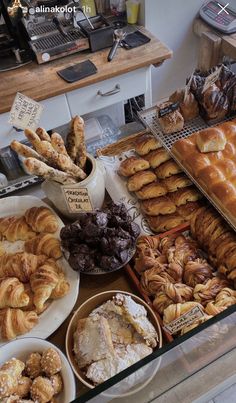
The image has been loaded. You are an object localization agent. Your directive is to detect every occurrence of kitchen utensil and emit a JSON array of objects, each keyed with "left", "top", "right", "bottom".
[{"left": 108, "top": 28, "right": 126, "bottom": 62}]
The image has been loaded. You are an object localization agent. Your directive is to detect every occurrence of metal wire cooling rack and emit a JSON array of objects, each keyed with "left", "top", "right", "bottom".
[{"left": 138, "top": 106, "right": 236, "bottom": 232}]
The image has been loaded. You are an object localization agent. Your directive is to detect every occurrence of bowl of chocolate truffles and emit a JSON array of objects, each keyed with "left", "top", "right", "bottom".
[{"left": 60, "top": 202, "right": 140, "bottom": 274}]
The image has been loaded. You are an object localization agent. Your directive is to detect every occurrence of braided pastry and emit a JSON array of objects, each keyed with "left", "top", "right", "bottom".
[
  {"left": 165, "top": 262, "right": 183, "bottom": 283},
  {"left": 167, "top": 236, "right": 199, "bottom": 267},
  {"left": 25, "top": 234, "right": 62, "bottom": 260},
  {"left": 134, "top": 249, "right": 167, "bottom": 274},
  {"left": 0, "top": 277, "right": 29, "bottom": 308},
  {"left": 183, "top": 259, "right": 213, "bottom": 287},
  {"left": 0, "top": 216, "right": 35, "bottom": 242},
  {"left": 193, "top": 277, "right": 230, "bottom": 306},
  {"left": 153, "top": 283, "right": 193, "bottom": 314},
  {"left": 136, "top": 236, "right": 160, "bottom": 253},
  {"left": 141, "top": 267, "right": 175, "bottom": 296},
  {"left": 0, "top": 309, "right": 38, "bottom": 340},
  {"left": 205, "top": 288, "right": 236, "bottom": 316},
  {"left": 163, "top": 302, "right": 204, "bottom": 330},
  {"left": 30, "top": 376, "right": 54, "bottom": 403},
  {"left": 158, "top": 236, "right": 176, "bottom": 254},
  {"left": 205, "top": 301, "right": 226, "bottom": 316},
  {"left": 24, "top": 207, "right": 58, "bottom": 234},
  {"left": 0, "top": 253, "right": 46, "bottom": 283}
]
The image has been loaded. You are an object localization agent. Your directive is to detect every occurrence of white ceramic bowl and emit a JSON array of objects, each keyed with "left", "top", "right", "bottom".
[{"left": 0, "top": 337, "right": 76, "bottom": 403}]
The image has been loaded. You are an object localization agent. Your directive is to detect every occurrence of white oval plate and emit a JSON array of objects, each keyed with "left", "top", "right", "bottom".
[
  {"left": 0, "top": 195, "right": 80, "bottom": 346},
  {"left": 0, "top": 337, "right": 76, "bottom": 403}
]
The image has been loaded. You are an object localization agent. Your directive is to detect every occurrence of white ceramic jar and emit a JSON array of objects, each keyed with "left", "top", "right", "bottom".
[{"left": 42, "top": 154, "right": 106, "bottom": 219}]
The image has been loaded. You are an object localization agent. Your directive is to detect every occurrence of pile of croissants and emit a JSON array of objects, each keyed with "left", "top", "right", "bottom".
[
  {"left": 0, "top": 348, "right": 63, "bottom": 401},
  {"left": 135, "top": 212, "right": 236, "bottom": 335},
  {"left": 11, "top": 116, "right": 87, "bottom": 185},
  {"left": 0, "top": 206, "right": 70, "bottom": 341}
]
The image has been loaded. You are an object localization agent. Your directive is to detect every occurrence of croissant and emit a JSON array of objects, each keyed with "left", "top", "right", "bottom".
[
  {"left": 0, "top": 253, "right": 47, "bottom": 283},
  {"left": 193, "top": 277, "right": 230, "bottom": 306},
  {"left": 163, "top": 301, "right": 204, "bottom": 330},
  {"left": 0, "top": 216, "right": 35, "bottom": 242},
  {"left": 0, "top": 308, "right": 38, "bottom": 340},
  {"left": 24, "top": 207, "right": 58, "bottom": 234},
  {"left": 0, "top": 278, "right": 29, "bottom": 308},
  {"left": 183, "top": 259, "right": 213, "bottom": 287},
  {"left": 141, "top": 267, "right": 175, "bottom": 296},
  {"left": 50, "top": 270, "right": 70, "bottom": 299},
  {"left": 153, "top": 283, "right": 193, "bottom": 314},
  {"left": 30, "top": 376, "right": 54, "bottom": 403},
  {"left": 25, "top": 234, "right": 62, "bottom": 260},
  {"left": 30, "top": 259, "right": 60, "bottom": 312}
]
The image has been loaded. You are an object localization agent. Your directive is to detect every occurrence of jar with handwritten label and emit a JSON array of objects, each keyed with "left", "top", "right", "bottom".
[{"left": 42, "top": 154, "right": 106, "bottom": 218}]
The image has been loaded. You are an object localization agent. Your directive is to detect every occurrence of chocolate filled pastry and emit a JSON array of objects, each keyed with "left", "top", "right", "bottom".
[
  {"left": 135, "top": 181, "right": 167, "bottom": 200},
  {"left": 118, "top": 157, "right": 150, "bottom": 177},
  {"left": 162, "top": 174, "right": 192, "bottom": 193},
  {"left": 147, "top": 213, "right": 185, "bottom": 233},
  {"left": 169, "top": 186, "right": 203, "bottom": 206},
  {"left": 127, "top": 170, "right": 156, "bottom": 192},
  {"left": 144, "top": 148, "right": 171, "bottom": 169},
  {"left": 135, "top": 134, "right": 161, "bottom": 156},
  {"left": 141, "top": 196, "right": 176, "bottom": 216},
  {"left": 169, "top": 88, "right": 199, "bottom": 121},
  {"left": 155, "top": 159, "right": 182, "bottom": 179},
  {"left": 157, "top": 102, "right": 184, "bottom": 134}
]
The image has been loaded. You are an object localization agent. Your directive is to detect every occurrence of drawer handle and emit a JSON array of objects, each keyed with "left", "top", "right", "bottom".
[{"left": 97, "top": 84, "right": 120, "bottom": 97}]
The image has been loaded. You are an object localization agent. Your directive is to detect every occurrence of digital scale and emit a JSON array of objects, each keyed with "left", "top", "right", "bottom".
[{"left": 200, "top": 1, "right": 236, "bottom": 34}]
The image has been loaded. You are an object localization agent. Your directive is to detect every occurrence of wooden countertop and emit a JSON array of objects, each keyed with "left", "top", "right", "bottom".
[{"left": 0, "top": 28, "right": 172, "bottom": 114}]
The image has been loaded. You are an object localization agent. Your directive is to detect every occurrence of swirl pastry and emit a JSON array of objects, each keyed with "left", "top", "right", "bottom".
[
  {"left": 193, "top": 277, "right": 230, "bottom": 306},
  {"left": 144, "top": 148, "right": 171, "bottom": 169},
  {"left": 167, "top": 235, "right": 199, "bottom": 267},
  {"left": 166, "top": 262, "right": 183, "bottom": 283},
  {"left": 163, "top": 174, "right": 192, "bottom": 193},
  {"left": 118, "top": 157, "right": 150, "bottom": 177},
  {"left": 155, "top": 159, "right": 182, "bottom": 179},
  {"left": 127, "top": 170, "right": 156, "bottom": 192},
  {"left": 153, "top": 283, "right": 193, "bottom": 314},
  {"left": 158, "top": 236, "right": 176, "bottom": 254},
  {"left": 141, "top": 267, "right": 175, "bottom": 296},
  {"left": 135, "top": 134, "right": 161, "bottom": 156},
  {"left": 206, "top": 287, "right": 236, "bottom": 316},
  {"left": 163, "top": 301, "right": 204, "bottom": 329},
  {"left": 135, "top": 181, "right": 167, "bottom": 200},
  {"left": 141, "top": 196, "right": 176, "bottom": 216},
  {"left": 183, "top": 259, "right": 213, "bottom": 287}
]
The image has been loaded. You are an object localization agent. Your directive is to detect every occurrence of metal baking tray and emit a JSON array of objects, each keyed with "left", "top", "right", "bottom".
[{"left": 138, "top": 106, "right": 236, "bottom": 232}]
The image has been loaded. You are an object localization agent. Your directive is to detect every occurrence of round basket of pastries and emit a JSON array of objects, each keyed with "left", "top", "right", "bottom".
[
  {"left": 0, "top": 338, "right": 75, "bottom": 402},
  {"left": 134, "top": 205, "right": 236, "bottom": 336},
  {"left": 0, "top": 202, "right": 75, "bottom": 342},
  {"left": 66, "top": 291, "right": 162, "bottom": 396}
]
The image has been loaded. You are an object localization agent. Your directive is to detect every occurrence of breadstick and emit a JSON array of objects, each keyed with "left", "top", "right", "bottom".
[
  {"left": 36, "top": 127, "right": 51, "bottom": 142},
  {"left": 25, "top": 129, "right": 86, "bottom": 180},
  {"left": 24, "top": 158, "right": 77, "bottom": 184},
  {"left": 66, "top": 116, "right": 87, "bottom": 169},
  {"left": 51, "top": 132, "right": 68, "bottom": 156},
  {"left": 10, "top": 140, "right": 45, "bottom": 161}
]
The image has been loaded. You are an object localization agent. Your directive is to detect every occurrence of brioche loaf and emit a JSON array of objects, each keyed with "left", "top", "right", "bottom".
[{"left": 196, "top": 127, "right": 226, "bottom": 153}]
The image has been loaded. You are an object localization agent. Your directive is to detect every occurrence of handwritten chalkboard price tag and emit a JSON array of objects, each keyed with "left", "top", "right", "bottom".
[
  {"left": 63, "top": 187, "right": 93, "bottom": 213},
  {"left": 158, "top": 102, "right": 179, "bottom": 118}
]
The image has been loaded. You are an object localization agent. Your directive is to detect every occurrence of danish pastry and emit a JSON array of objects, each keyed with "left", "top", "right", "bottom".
[
  {"left": 144, "top": 148, "right": 171, "bottom": 169},
  {"left": 141, "top": 196, "right": 176, "bottom": 216},
  {"left": 136, "top": 181, "right": 167, "bottom": 200},
  {"left": 162, "top": 174, "right": 192, "bottom": 193},
  {"left": 135, "top": 134, "right": 161, "bottom": 156},
  {"left": 155, "top": 159, "right": 182, "bottom": 179}
]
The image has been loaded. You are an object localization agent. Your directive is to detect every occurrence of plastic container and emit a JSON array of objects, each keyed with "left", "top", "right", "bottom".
[
  {"left": 110, "top": 0, "right": 126, "bottom": 16},
  {"left": 126, "top": 0, "right": 140, "bottom": 24}
]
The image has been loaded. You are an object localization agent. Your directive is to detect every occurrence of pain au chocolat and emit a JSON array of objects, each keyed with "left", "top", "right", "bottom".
[{"left": 172, "top": 120, "right": 236, "bottom": 222}]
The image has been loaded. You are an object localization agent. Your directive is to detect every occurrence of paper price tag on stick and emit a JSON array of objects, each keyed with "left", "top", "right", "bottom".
[{"left": 8, "top": 92, "right": 44, "bottom": 131}]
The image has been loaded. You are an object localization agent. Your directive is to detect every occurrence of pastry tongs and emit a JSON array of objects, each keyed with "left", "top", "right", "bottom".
[{"left": 108, "top": 29, "right": 126, "bottom": 62}]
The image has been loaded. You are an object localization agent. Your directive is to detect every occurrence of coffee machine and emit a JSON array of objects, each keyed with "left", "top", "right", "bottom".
[{"left": 0, "top": 0, "right": 91, "bottom": 67}]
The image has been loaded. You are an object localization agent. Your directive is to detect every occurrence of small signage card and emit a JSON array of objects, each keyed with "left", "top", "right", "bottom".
[
  {"left": 8, "top": 92, "right": 44, "bottom": 130},
  {"left": 158, "top": 102, "right": 179, "bottom": 118},
  {"left": 163, "top": 305, "right": 205, "bottom": 335},
  {"left": 63, "top": 187, "right": 93, "bottom": 213}
]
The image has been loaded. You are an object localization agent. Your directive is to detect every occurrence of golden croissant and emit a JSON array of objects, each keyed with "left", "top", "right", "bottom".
[
  {"left": 193, "top": 277, "right": 229, "bottom": 306},
  {"left": 153, "top": 283, "right": 193, "bottom": 314},
  {"left": 0, "top": 308, "right": 38, "bottom": 340},
  {"left": 0, "top": 277, "right": 29, "bottom": 308},
  {"left": 0, "top": 216, "right": 35, "bottom": 242},
  {"left": 163, "top": 301, "right": 204, "bottom": 329},
  {"left": 30, "top": 259, "right": 60, "bottom": 312},
  {"left": 25, "top": 233, "right": 62, "bottom": 259},
  {"left": 0, "top": 253, "right": 47, "bottom": 283},
  {"left": 24, "top": 206, "right": 58, "bottom": 234},
  {"left": 50, "top": 270, "right": 70, "bottom": 299},
  {"left": 183, "top": 259, "right": 213, "bottom": 288}
]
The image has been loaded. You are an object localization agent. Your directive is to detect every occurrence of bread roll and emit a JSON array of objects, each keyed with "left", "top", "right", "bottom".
[
  {"left": 197, "top": 165, "right": 225, "bottom": 187},
  {"left": 157, "top": 102, "right": 184, "bottom": 134},
  {"left": 144, "top": 148, "right": 171, "bottom": 169},
  {"left": 147, "top": 213, "right": 185, "bottom": 233},
  {"left": 135, "top": 134, "right": 161, "bottom": 156},
  {"left": 118, "top": 157, "right": 150, "bottom": 177},
  {"left": 196, "top": 127, "right": 226, "bottom": 153},
  {"left": 141, "top": 196, "right": 176, "bottom": 216},
  {"left": 162, "top": 174, "right": 192, "bottom": 193},
  {"left": 136, "top": 181, "right": 167, "bottom": 200},
  {"left": 155, "top": 159, "right": 182, "bottom": 179},
  {"left": 169, "top": 186, "right": 203, "bottom": 206},
  {"left": 127, "top": 171, "right": 156, "bottom": 192},
  {"left": 186, "top": 153, "right": 210, "bottom": 176}
]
